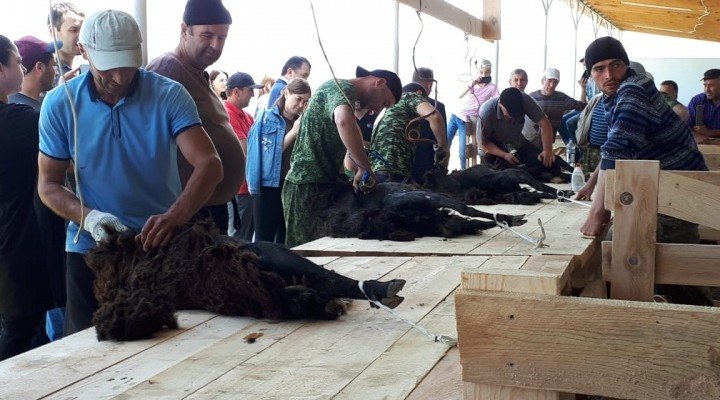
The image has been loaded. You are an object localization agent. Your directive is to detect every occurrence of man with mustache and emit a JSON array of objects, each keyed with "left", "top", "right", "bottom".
[
  {"left": 580, "top": 37, "right": 706, "bottom": 238},
  {"left": 147, "top": 0, "right": 243, "bottom": 233}
]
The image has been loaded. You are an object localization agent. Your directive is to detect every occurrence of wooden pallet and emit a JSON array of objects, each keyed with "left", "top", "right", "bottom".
[{"left": 456, "top": 160, "right": 720, "bottom": 399}]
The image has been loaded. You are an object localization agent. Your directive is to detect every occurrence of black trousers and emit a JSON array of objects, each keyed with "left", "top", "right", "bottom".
[
  {"left": 232, "top": 195, "right": 254, "bottom": 241},
  {"left": 197, "top": 203, "right": 230, "bottom": 233},
  {"left": 253, "top": 185, "right": 286, "bottom": 244},
  {"left": 0, "top": 313, "right": 47, "bottom": 361},
  {"left": 64, "top": 252, "right": 97, "bottom": 336}
]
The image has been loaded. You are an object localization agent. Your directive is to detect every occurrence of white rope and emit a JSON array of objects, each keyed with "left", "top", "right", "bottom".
[
  {"left": 357, "top": 281, "right": 457, "bottom": 347},
  {"left": 556, "top": 191, "right": 591, "bottom": 208},
  {"left": 494, "top": 215, "right": 548, "bottom": 249}
]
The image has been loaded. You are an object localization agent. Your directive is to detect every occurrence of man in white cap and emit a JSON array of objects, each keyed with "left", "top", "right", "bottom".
[
  {"left": 37, "top": 10, "right": 223, "bottom": 335},
  {"left": 528, "top": 68, "right": 586, "bottom": 143}
]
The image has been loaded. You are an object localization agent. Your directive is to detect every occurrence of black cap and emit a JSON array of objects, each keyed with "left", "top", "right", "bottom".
[
  {"left": 356, "top": 66, "right": 402, "bottom": 103},
  {"left": 183, "top": 0, "right": 232, "bottom": 25},
  {"left": 702, "top": 69, "right": 720, "bottom": 81},
  {"left": 584, "top": 36, "right": 629, "bottom": 73},
  {"left": 499, "top": 88, "right": 525, "bottom": 119},
  {"left": 227, "top": 72, "right": 263, "bottom": 90}
]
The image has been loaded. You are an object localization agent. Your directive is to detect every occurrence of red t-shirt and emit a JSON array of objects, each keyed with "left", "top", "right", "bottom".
[{"left": 224, "top": 100, "right": 254, "bottom": 195}]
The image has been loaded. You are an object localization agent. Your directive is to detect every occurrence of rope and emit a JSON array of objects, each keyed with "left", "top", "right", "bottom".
[
  {"left": 556, "top": 191, "right": 591, "bottom": 208},
  {"left": 309, "top": 0, "right": 372, "bottom": 184},
  {"left": 493, "top": 215, "right": 548, "bottom": 249},
  {"left": 357, "top": 281, "right": 457, "bottom": 347},
  {"left": 49, "top": 0, "right": 83, "bottom": 244}
]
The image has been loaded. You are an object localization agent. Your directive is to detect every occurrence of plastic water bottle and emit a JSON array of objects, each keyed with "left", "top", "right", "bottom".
[
  {"left": 571, "top": 165, "right": 585, "bottom": 192},
  {"left": 566, "top": 141, "right": 576, "bottom": 165}
]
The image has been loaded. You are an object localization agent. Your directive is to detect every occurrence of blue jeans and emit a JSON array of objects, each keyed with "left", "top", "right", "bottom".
[
  {"left": 558, "top": 111, "right": 580, "bottom": 145},
  {"left": 447, "top": 114, "right": 467, "bottom": 169}
]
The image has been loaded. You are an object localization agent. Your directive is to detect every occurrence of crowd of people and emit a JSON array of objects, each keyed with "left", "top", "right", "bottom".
[{"left": 1, "top": 0, "right": 718, "bottom": 360}]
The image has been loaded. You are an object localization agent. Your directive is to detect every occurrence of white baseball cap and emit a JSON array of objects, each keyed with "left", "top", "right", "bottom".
[
  {"left": 79, "top": 10, "right": 142, "bottom": 71},
  {"left": 543, "top": 68, "right": 560, "bottom": 81}
]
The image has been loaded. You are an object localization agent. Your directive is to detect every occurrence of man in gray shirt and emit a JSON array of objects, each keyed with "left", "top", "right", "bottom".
[{"left": 479, "top": 88, "right": 555, "bottom": 168}]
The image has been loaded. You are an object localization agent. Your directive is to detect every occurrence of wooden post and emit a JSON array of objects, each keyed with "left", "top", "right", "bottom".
[
  {"left": 608, "top": 160, "right": 659, "bottom": 301},
  {"left": 458, "top": 256, "right": 574, "bottom": 400}
]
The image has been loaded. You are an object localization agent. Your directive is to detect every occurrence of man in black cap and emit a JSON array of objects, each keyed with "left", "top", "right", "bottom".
[
  {"left": 147, "top": 0, "right": 244, "bottom": 233},
  {"left": 579, "top": 36, "right": 706, "bottom": 237},
  {"left": 477, "top": 87, "right": 557, "bottom": 177},
  {"left": 282, "top": 66, "right": 401, "bottom": 247},
  {"left": 688, "top": 69, "right": 720, "bottom": 143}
]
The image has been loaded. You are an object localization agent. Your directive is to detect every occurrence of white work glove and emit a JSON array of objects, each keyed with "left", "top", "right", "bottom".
[{"left": 83, "top": 210, "right": 128, "bottom": 242}]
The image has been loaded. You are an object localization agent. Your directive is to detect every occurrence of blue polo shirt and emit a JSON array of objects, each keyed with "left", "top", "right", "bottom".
[{"left": 39, "top": 69, "right": 202, "bottom": 254}]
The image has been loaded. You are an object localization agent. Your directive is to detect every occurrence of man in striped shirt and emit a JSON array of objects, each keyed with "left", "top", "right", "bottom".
[{"left": 580, "top": 37, "right": 706, "bottom": 237}]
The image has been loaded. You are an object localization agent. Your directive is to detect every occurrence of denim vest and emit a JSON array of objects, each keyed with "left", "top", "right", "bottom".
[{"left": 246, "top": 105, "right": 287, "bottom": 195}]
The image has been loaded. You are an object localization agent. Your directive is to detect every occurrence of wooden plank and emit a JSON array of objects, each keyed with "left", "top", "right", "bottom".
[
  {"left": 46, "top": 316, "right": 261, "bottom": 399},
  {"left": 407, "top": 347, "right": 462, "bottom": 400},
  {"left": 609, "top": 160, "right": 659, "bottom": 301},
  {"left": 111, "top": 320, "right": 303, "bottom": 399},
  {"left": 604, "top": 169, "right": 615, "bottom": 212},
  {"left": 397, "top": 0, "right": 484, "bottom": 38},
  {"left": 186, "top": 256, "right": 480, "bottom": 399},
  {"left": 658, "top": 171, "right": 720, "bottom": 231},
  {"left": 0, "top": 311, "right": 217, "bottom": 399},
  {"left": 604, "top": 242, "right": 720, "bottom": 287},
  {"left": 455, "top": 290, "right": 720, "bottom": 400},
  {"left": 335, "top": 295, "right": 458, "bottom": 399},
  {"left": 464, "top": 383, "right": 563, "bottom": 400},
  {"left": 460, "top": 255, "right": 573, "bottom": 296},
  {"left": 699, "top": 225, "right": 720, "bottom": 242}
]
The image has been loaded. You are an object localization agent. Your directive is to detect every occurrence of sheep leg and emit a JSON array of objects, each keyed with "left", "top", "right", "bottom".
[
  {"left": 247, "top": 242, "right": 405, "bottom": 305},
  {"left": 383, "top": 191, "right": 526, "bottom": 227}
]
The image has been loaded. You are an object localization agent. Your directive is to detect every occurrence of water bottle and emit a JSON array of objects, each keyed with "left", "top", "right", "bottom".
[
  {"left": 566, "top": 141, "right": 576, "bottom": 165},
  {"left": 571, "top": 165, "right": 585, "bottom": 192}
]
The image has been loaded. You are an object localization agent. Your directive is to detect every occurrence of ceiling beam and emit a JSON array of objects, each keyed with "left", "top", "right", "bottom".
[{"left": 396, "top": 0, "right": 493, "bottom": 39}]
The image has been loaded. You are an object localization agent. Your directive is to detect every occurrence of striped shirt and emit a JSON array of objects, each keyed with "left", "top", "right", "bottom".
[
  {"left": 599, "top": 69, "right": 706, "bottom": 171},
  {"left": 528, "top": 90, "right": 585, "bottom": 132},
  {"left": 588, "top": 101, "right": 608, "bottom": 147}
]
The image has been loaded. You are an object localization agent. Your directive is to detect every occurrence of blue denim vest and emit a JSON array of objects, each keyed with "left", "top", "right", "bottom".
[{"left": 246, "top": 105, "right": 287, "bottom": 194}]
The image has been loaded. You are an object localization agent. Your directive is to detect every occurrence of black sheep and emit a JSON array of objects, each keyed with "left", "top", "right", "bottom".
[
  {"left": 314, "top": 182, "right": 526, "bottom": 241},
  {"left": 422, "top": 165, "right": 573, "bottom": 205},
  {"left": 86, "top": 222, "right": 406, "bottom": 341}
]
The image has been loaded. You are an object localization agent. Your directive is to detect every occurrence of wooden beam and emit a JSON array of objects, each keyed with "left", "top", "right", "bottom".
[
  {"left": 607, "top": 170, "right": 720, "bottom": 212},
  {"left": 455, "top": 290, "right": 720, "bottom": 399},
  {"left": 482, "top": 0, "right": 501, "bottom": 40},
  {"left": 609, "top": 160, "right": 659, "bottom": 301},
  {"left": 658, "top": 171, "right": 720, "bottom": 231},
  {"left": 603, "top": 241, "right": 720, "bottom": 287},
  {"left": 397, "top": 0, "right": 484, "bottom": 38}
]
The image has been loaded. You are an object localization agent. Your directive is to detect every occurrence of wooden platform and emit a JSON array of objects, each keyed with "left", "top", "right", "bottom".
[
  {"left": 0, "top": 253, "right": 579, "bottom": 399},
  {"left": 294, "top": 198, "right": 596, "bottom": 260}
]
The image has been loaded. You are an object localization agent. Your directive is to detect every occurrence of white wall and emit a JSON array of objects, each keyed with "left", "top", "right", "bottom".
[{"left": 633, "top": 58, "right": 719, "bottom": 106}]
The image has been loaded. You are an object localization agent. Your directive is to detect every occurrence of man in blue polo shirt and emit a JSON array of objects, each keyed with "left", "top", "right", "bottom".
[
  {"left": 37, "top": 10, "right": 223, "bottom": 335},
  {"left": 688, "top": 69, "right": 720, "bottom": 143}
]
